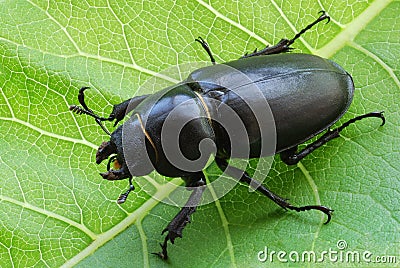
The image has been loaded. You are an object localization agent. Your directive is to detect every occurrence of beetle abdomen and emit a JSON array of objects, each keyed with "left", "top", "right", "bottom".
[
  {"left": 188, "top": 53, "right": 354, "bottom": 156},
  {"left": 261, "top": 66, "right": 354, "bottom": 152}
]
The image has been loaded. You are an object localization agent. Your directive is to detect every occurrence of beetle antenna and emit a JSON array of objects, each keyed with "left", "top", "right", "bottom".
[
  {"left": 117, "top": 177, "right": 135, "bottom": 204},
  {"left": 69, "top": 87, "right": 113, "bottom": 136},
  {"left": 287, "top": 11, "right": 330, "bottom": 46}
]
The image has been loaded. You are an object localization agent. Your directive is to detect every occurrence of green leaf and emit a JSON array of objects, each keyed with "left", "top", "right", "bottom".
[{"left": 1, "top": 0, "right": 399, "bottom": 267}]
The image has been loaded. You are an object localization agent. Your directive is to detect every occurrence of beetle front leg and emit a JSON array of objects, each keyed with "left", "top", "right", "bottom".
[
  {"left": 69, "top": 87, "right": 149, "bottom": 133},
  {"left": 280, "top": 111, "right": 385, "bottom": 165},
  {"left": 153, "top": 174, "right": 206, "bottom": 260},
  {"left": 215, "top": 158, "right": 333, "bottom": 224}
]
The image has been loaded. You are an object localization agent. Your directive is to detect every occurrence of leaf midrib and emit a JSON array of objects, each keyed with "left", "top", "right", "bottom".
[{"left": 60, "top": 178, "right": 183, "bottom": 268}]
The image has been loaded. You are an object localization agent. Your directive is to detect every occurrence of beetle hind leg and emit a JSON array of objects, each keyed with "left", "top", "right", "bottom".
[
  {"left": 280, "top": 111, "right": 385, "bottom": 165},
  {"left": 215, "top": 158, "right": 333, "bottom": 224},
  {"left": 153, "top": 174, "right": 206, "bottom": 260}
]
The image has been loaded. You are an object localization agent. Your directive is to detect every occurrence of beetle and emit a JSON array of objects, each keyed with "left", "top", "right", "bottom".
[{"left": 69, "top": 11, "right": 385, "bottom": 260}]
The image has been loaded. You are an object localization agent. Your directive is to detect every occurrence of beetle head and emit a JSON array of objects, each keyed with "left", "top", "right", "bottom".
[
  {"left": 96, "top": 127, "right": 132, "bottom": 181},
  {"left": 96, "top": 113, "right": 156, "bottom": 181}
]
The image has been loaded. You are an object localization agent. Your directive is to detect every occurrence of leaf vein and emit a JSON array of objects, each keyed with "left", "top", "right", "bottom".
[
  {"left": 297, "top": 162, "right": 324, "bottom": 254},
  {"left": 0, "top": 117, "right": 98, "bottom": 150},
  {"left": 60, "top": 179, "right": 183, "bottom": 267},
  {"left": 205, "top": 174, "right": 236, "bottom": 267},
  {"left": 0, "top": 195, "right": 97, "bottom": 239},
  {"left": 349, "top": 42, "right": 400, "bottom": 88},
  {"left": 317, "top": 0, "right": 394, "bottom": 58},
  {"left": 196, "top": 0, "right": 269, "bottom": 46}
]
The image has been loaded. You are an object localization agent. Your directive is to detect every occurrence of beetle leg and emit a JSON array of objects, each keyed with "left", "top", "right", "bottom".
[
  {"left": 240, "top": 39, "right": 292, "bottom": 59},
  {"left": 241, "top": 11, "right": 330, "bottom": 58},
  {"left": 153, "top": 174, "right": 206, "bottom": 260},
  {"left": 285, "top": 11, "right": 330, "bottom": 47},
  {"left": 280, "top": 111, "right": 385, "bottom": 165},
  {"left": 195, "top": 37, "right": 216, "bottom": 65},
  {"left": 109, "top": 94, "right": 149, "bottom": 126},
  {"left": 69, "top": 87, "right": 149, "bottom": 131},
  {"left": 69, "top": 87, "right": 114, "bottom": 134},
  {"left": 215, "top": 158, "right": 333, "bottom": 224}
]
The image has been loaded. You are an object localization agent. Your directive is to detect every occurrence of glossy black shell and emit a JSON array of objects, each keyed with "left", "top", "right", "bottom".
[{"left": 187, "top": 53, "right": 354, "bottom": 154}]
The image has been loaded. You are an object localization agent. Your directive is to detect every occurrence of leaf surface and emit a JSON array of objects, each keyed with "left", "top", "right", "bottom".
[{"left": 0, "top": 1, "right": 399, "bottom": 267}]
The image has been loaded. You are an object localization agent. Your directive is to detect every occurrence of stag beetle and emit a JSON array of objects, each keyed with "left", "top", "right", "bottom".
[{"left": 70, "top": 11, "right": 385, "bottom": 260}]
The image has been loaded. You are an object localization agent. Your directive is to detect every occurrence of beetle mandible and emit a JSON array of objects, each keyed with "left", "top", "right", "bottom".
[{"left": 70, "top": 11, "right": 385, "bottom": 260}]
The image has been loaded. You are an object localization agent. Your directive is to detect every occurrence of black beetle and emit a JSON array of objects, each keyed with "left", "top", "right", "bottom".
[{"left": 70, "top": 11, "right": 385, "bottom": 260}]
